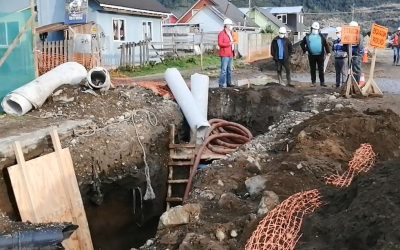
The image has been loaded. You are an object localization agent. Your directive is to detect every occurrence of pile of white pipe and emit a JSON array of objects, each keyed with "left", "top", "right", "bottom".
[
  {"left": 1, "top": 62, "right": 87, "bottom": 116},
  {"left": 164, "top": 68, "right": 210, "bottom": 143}
]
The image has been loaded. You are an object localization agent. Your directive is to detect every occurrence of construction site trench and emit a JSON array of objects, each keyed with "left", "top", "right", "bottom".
[{"left": 1, "top": 83, "right": 400, "bottom": 249}]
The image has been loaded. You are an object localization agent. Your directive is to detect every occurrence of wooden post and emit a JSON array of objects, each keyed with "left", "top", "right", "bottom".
[
  {"left": 343, "top": 45, "right": 363, "bottom": 98},
  {"left": 146, "top": 40, "right": 150, "bottom": 65},
  {"left": 200, "top": 32, "right": 204, "bottom": 70},
  {"left": 362, "top": 48, "right": 383, "bottom": 97},
  {"left": 31, "top": 0, "right": 38, "bottom": 77},
  {"left": 139, "top": 41, "right": 143, "bottom": 67},
  {"left": 132, "top": 42, "right": 136, "bottom": 68}
]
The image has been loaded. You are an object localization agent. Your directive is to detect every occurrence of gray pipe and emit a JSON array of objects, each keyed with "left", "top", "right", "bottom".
[{"left": 0, "top": 224, "right": 78, "bottom": 249}]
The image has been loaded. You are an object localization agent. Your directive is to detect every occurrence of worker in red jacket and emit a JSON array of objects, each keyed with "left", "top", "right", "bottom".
[{"left": 218, "top": 18, "right": 235, "bottom": 88}]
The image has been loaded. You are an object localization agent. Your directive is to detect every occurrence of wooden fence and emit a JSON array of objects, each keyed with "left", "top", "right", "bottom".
[{"left": 118, "top": 41, "right": 150, "bottom": 68}]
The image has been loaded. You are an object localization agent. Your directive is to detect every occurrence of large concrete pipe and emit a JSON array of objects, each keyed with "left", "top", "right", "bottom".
[
  {"left": 191, "top": 73, "right": 209, "bottom": 121},
  {"left": 165, "top": 68, "right": 210, "bottom": 141},
  {"left": 87, "top": 67, "right": 112, "bottom": 90},
  {"left": 1, "top": 62, "right": 87, "bottom": 116}
]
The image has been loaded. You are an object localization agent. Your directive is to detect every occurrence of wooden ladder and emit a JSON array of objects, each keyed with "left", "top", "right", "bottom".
[{"left": 166, "top": 124, "right": 196, "bottom": 210}]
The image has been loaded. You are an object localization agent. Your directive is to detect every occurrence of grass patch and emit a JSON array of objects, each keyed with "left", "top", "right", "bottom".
[{"left": 113, "top": 55, "right": 245, "bottom": 78}]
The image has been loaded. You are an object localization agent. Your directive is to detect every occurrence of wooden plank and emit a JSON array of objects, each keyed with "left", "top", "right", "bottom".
[
  {"left": 8, "top": 130, "right": 93, "bottom": 250},
  {"left": 168, "top": 180, "right": 189, "bottom": 184}
]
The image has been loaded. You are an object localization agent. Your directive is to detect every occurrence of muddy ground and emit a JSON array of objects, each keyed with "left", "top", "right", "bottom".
[
  {"left": 0, "top": 47, "right": 400, "bottom": 249},
  {"left": 299, "top": 160, "right": 400, "bottom": 250},
  {"left": 147, "top": 107, "right": 400, "bottom": 250}
]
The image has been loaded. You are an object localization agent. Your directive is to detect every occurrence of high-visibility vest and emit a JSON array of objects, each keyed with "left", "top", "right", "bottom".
[{"left": 233, "top": 32, "right": 239, "bottom": 44}]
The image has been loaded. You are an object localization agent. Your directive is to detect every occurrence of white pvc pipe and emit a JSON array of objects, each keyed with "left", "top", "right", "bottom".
[
  {"left": 1, "top": 62, "right": 87, "bottom": 116},
  {"left": 87, "top": 67, "right": 112, "bottom": 90},
  {"left": 165, "top": 68, "right": 210, "bottom": 133},
  {"left": 190, "top": 73, "right": 209, "bottom": 121}
]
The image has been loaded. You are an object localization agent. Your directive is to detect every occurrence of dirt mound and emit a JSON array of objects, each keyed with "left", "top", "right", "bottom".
[
  {"left": 298, "top": 161, "right": 400, "bottom": 250},
  {"left": 292, "top": 108, "right": 400, "bottom": 161}
]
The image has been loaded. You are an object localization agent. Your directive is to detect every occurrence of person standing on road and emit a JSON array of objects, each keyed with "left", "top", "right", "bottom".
[
  {"left": 348, "top": 21, "right": 364, "bottom": 83},
  {"left": 333, "top": 27, "right": 348, "bottom": 88},
  {"left": 271, "top": 27, "right": 294, "bottom": 86},
  {"left": 300, "top": 22, "right": 331, "bottom": 87},
  {"left": 390, "top": 27, "right": 400, "bottom": 66},
  {"left": 218, "top": 18, "right": 235, "bottom": 88}
]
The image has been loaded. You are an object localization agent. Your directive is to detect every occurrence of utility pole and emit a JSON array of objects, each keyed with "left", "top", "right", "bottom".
[
  {"left": 249, "top": 0, "right": 251, "bottom": 9},
  {"left": 351, "top": 3, "right": 355, "bottom": 21}
]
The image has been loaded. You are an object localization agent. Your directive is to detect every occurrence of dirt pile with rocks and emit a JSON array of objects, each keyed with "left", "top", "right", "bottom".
[
  {"left": 145, "top": 107, "right": 400, "bottom": 250},
  {"left": 298, "top": 161, "right": 400, "bottom": 250}
]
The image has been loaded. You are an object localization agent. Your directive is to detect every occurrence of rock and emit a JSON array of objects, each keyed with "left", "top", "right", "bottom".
[
  {"left": 324, "top": 109, "right": 331, "bottom": 112},
  {"left": 146, "top": 239, "right": 154, "bottom": 246},
  {"left": 217, "top": 180, "right": 224, "bottom": 187},
  {"left": 311, "top": 109, "right": 319, "bottom": 115},
  {"left": 245, "top": 175, "right": 267, "bottom": 196},
  {"left": 230, "top": 230, "right": 238, "bottom": 238},
  {"left": 329, "top": 95, "right": 337, "bottom": 100},
  {"left": 118, "top": 115, "right": 125, "bottom": 122},
  {"left": 257, "top": 191, "right": 280, "bottom": 216},
  {"left": 107, "top": 118, "right": 115, "bottom": 124},
  {"left": 335, "top": 104, "right": 344, "bottom": 110},
  {"left": 297, "top": 163, "right": 304, "bottom": 170},
  {"left": 159, "top": 203, "right": 201, "bottom": 228},
  {"left": 218, "top": 193, "right": 243, "bottom": 210},
  {"left": 199, "top": 190, "right": 216, "bottom": 200},
  {"left": 244, "top": 161, "right": 261, "bottom": 174},
  {"left": 215, "top": 228, "right": 226, "bottom": 242},
  {"left": 297, "top": 130, "right": 307, "bottom": 140}
]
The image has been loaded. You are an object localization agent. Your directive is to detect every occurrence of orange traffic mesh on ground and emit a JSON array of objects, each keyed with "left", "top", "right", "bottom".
[
  {"left": 326, "top": 143, "right": 376, "bottom": 188},
  {"left": 245, "top": 190, "right": 322, "bottom": 250}
]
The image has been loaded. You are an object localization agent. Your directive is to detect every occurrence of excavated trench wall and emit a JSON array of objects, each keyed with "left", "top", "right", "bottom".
[{"left": 0, "top": 85, "right": 333, "bottom": 249}]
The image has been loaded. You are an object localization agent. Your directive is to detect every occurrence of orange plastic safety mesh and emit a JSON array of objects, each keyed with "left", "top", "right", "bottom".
[
  {"left": 326, "top": 143, "right": 376, "bottom": 188},
  {"left": 37, "top": 53, "right": 94, "bottom": 75},
  {"left": 245, "top": 190, "right": 322, "bottom": 250}
]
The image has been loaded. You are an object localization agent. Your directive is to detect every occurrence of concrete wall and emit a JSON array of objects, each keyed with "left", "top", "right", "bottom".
[{"left": 189, "top": 7, "right": 223, "bottom": 32}]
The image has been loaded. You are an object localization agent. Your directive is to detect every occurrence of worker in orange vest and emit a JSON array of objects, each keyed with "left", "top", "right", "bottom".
[
  {"left": 233, "top": 28, "right": 239, "bottom": 58},
  {"left": 391, "top": 27, "right": 400, "bottom": 66}
]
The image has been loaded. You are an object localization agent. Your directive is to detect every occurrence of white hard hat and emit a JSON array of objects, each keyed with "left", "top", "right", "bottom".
[
  {"left": 349, "top": 21, "right": 359, "bottom": 27},
  {"left": 279, "top": 27, "right": 287, "bottom": 34},
  {"left": 223, "top": 18, "right": 233, "bottom": 26},
  {"left": 311, "top": 22, "right": 320, "bottom": 30},
  {"left": 336, "top": 27, "right": 342, "bottom": 33},
  {"left": 398, "top": 27, "right": 400, "bottom": 31}
]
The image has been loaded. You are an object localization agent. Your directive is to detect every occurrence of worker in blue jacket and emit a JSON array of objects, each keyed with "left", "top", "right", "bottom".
[{"left": 332, "top": 27, "right": 348, "bottom": 88}]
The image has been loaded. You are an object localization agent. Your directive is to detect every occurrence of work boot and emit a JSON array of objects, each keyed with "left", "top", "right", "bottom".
[{"left": 321, "top": 83, "right": 327, "bottom": 87}]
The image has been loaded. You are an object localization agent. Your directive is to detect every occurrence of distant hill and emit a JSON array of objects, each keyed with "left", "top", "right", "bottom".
[{"left": 159, "top": 0, "right": 399, "bottom": 12}]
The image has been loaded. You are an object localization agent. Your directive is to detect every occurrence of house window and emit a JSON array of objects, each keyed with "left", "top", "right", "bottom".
[
  {"left": 0, "top": 21, "right": 19, "bottom": 47},
  {"left": 113, "top": 19, "right": 125, "bottom": 41},
  {"left": 142, "top": 21, "right": 153, "bottom": 41},
  {"left": 276, "top": 14, "right": 287, "bottom": 24}
]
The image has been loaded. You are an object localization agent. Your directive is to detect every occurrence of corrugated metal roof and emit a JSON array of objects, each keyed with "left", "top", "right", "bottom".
[
  {"left": 96, "top": 0, "right": 170, "bottom": 14},
  {"left": 262, "top": 6, "right": 303, "bottom": 14}
]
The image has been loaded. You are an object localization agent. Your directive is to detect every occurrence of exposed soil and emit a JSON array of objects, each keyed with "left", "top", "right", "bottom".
[
  {"left": 298, "top": 161, "right": 400, "bottom": 250},
  {"left": 148, "top": 107, "right": 400, "bottom": 250}
]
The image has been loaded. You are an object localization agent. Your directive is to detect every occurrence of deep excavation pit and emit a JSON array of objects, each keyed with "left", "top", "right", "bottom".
[{"left": 0, "top": 85, "right": 336, "bottom": 249}]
